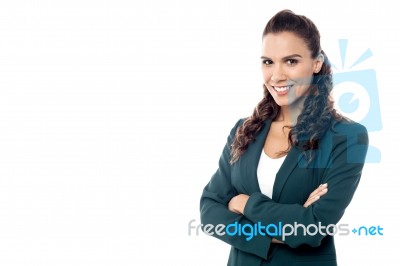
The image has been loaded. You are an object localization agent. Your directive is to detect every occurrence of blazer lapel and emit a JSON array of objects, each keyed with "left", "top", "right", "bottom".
[
  {"left": 239, "top": 119, "right": 271, "bottom": 194},
  {"left": 239, "top": 119, "right": 302, "bottom": 202},
  {"left": 272, "top": 146, "right": 302, "bottom": 202}
]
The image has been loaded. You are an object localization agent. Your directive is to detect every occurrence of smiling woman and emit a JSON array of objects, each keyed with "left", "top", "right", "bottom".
[
  {"left": 199, "top": 9, "right": 369, "bottom": 266},
  {"left": 261, "top": 31, "right": 324, "bottom": 107}
]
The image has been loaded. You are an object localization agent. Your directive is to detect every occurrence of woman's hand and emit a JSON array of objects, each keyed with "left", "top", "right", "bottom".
[
  {"left": 272, "top": 183, "right": 328, "bottom": 244},
  {"left": 272, "top": 238, "right": 284, "bottom": 244},
  {"left": 228, "top": 194, "right": 250, "bottom": 214},
  {"left": 303, "top": 183, "right": 328, "bottom": 208},
  {"left": 227, "top": 185, "right": 327, "bottom": 245}
]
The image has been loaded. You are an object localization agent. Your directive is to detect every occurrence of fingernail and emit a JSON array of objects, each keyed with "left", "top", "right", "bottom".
[
  {"left": 314, "top": 195, "right": 320, "bottom": 200},
  {"left": 322, "top": 188, "right": 328, "bottom": 192},
  {"left": 320, "top": 183, "right": 328, "bottom": 187}
]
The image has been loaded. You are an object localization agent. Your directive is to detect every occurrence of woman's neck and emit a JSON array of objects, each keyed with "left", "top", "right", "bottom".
[{"left": 275, "top": 98, "right": 306, "bottom": 126}]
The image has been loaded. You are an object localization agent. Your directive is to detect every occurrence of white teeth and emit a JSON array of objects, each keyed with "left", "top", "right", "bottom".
[{"left": 273, "top": 85, "right": 292, "bottom": 92}]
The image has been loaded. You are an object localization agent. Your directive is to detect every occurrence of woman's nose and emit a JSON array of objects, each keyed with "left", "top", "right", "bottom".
[{"left": 271, "top": 65, "right": 286, "bottom": 83}]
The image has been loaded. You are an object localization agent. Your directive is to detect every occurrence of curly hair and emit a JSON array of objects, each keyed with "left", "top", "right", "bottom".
[{"left": 230, "top": 10, "right": 343, "bottom": 164}]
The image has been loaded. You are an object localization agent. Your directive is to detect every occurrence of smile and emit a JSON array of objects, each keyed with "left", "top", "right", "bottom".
[{"left": 272, "top": 85, "right": 293, "bottom": 95}]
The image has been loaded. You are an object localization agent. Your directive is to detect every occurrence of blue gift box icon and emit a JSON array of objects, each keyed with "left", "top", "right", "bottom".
[
  {"left": 333, "top": 69, "right": 382, "bottom": 132},
  {"left": 331, "top": 40, "right": 381, "bottom": 163}
]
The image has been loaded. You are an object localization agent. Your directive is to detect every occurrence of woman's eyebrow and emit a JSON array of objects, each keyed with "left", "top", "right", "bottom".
[{"left": 260, "top": 54, "right": 303, "bottom": 60}]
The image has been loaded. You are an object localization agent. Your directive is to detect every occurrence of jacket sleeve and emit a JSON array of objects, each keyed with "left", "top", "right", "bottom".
[
  {"left": 200, "top": 119, "right": 272, "bottom": 260},
  {"left": 243, "top": 123, "right": 369, "bottom": 248}
]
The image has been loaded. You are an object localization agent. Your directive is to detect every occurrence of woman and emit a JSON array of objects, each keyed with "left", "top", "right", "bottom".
[{"left": 200, "top": 10, "right": 368, "bottom": 266}]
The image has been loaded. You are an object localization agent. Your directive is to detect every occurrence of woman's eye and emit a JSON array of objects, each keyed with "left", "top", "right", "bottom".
[
  {"left": 286, "top": 59, "right": 298, "bottom": 65},
  {"left": 262, "top": 60, "right": 273, "bottom": 65}
]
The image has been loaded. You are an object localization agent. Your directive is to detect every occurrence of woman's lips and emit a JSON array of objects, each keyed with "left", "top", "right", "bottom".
[{"left": 272, "top": 85, "right": 293, "bottom": 95}]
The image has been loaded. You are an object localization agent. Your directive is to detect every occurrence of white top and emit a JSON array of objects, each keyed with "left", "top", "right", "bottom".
[{"left": 257, "top": 150, "right": 286, "bottom": 198}]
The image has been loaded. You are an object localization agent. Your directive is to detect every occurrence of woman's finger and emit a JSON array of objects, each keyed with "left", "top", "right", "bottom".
[
  {"left": 303, "top": 184, "right": 329, "bottom": 208},
  {"left": 308, "top": 183, "right": 328, "bottom": 198},
  {"left": 304, "top": 195, "right": 320, "bottom": 207}
]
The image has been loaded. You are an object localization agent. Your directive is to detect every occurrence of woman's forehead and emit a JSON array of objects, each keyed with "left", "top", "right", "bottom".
[{"left": 261, "top": 32, "right": 311, "bottom": 58}]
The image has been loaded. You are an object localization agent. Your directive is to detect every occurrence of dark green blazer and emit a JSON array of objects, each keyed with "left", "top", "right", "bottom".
[{"left": 200, "top": 118, "right": 368, "bottom": 266}]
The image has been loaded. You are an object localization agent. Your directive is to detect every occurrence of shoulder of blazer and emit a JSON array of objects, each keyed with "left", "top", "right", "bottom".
[
  {"left": 321, "top": 119, "right": 369, "bottom": 165},
  {"left": 326, "top": 119, "right": 368, "bottom": 142},
  {"left": 232, "top": 117, "right": 368, "bottom": 149}
]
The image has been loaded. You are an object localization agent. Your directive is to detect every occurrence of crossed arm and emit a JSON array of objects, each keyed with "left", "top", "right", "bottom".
[
  {"left": 228, "top": 183, "right": 329, "bottom": 243},
  {"left": 228, "top": 183, "right": 328, "bottom": 214}
]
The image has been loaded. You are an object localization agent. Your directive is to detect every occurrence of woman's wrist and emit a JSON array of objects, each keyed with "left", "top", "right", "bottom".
[{"left": 228, "top": 194, "right": 250, "bottom": 214}]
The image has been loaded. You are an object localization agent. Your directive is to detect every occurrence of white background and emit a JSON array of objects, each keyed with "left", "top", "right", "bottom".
[{"left": 0, "top": 0, "right": 398, "bottom": 265}]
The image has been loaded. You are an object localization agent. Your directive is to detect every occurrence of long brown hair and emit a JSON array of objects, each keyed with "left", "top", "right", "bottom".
[{"left": 230, "top": 9, "right": 342, "bottom": 164}]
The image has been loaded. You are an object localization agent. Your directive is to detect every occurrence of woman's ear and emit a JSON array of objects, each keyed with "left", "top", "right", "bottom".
[{"left": 314, "top": 53, "right": 324, "bottom": 73}]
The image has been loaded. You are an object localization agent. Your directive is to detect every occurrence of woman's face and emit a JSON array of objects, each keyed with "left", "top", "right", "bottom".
[{"left": 261, "top": 31, "right": 323, "bottom": 107}]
